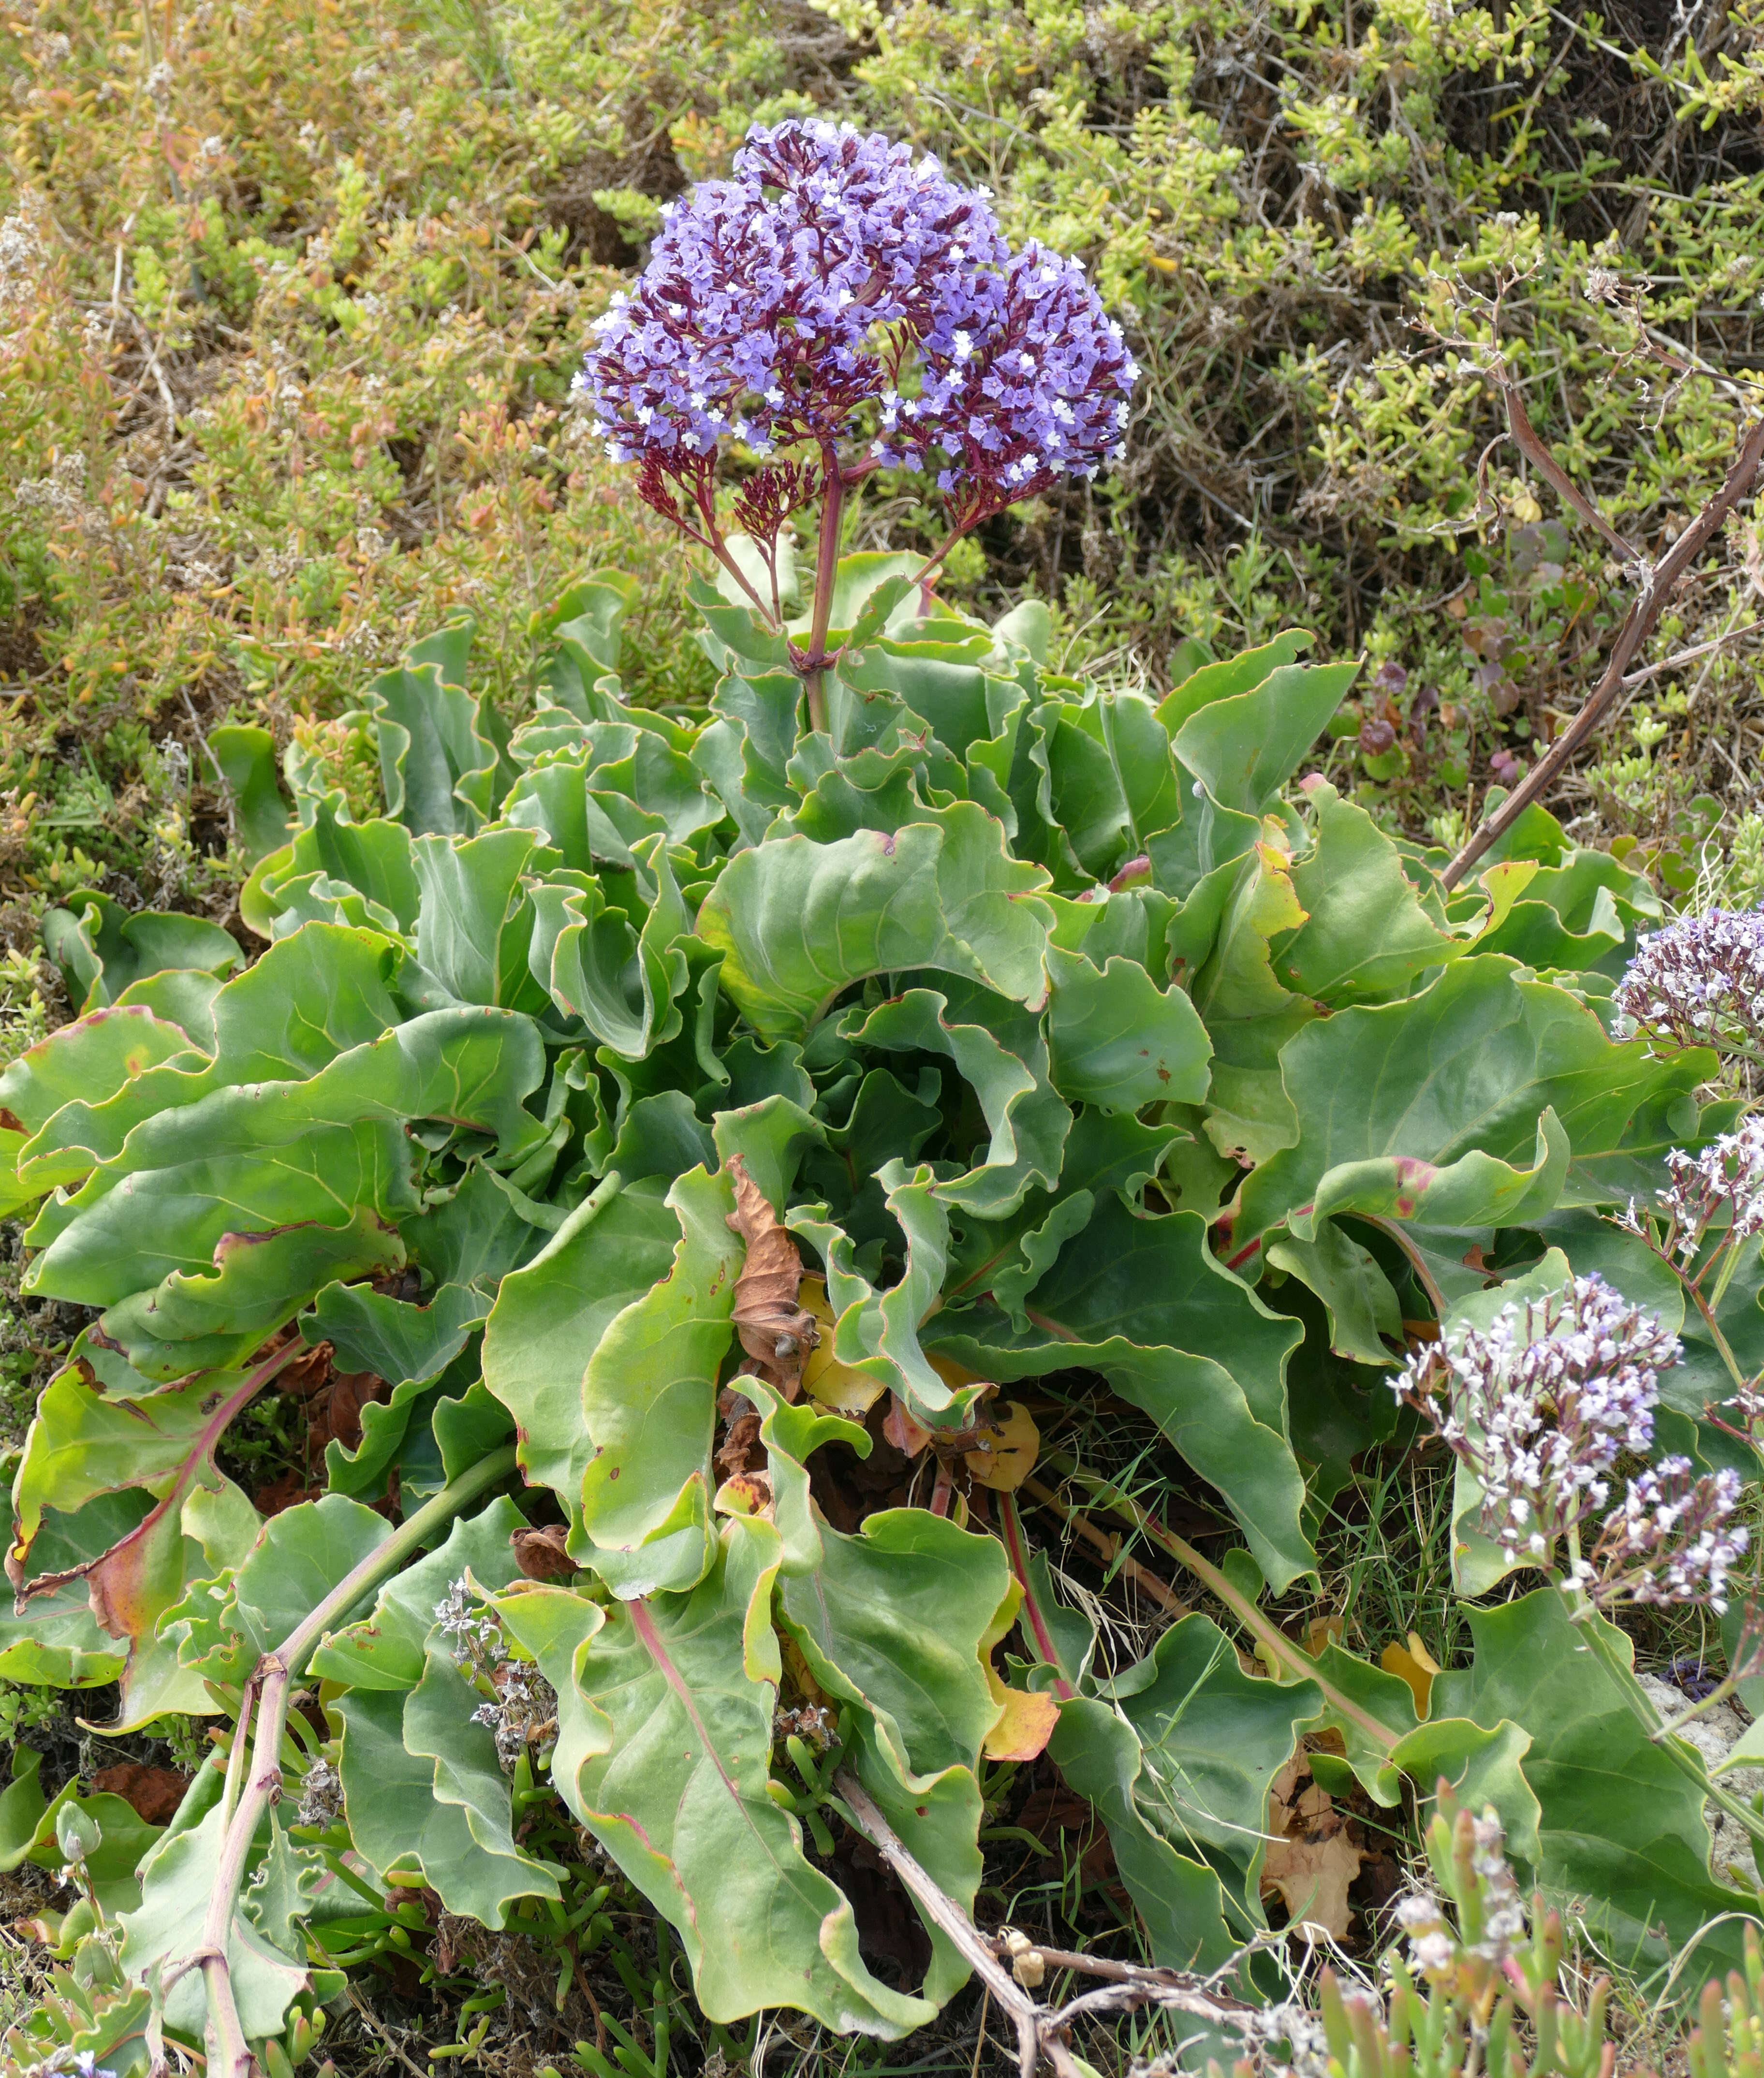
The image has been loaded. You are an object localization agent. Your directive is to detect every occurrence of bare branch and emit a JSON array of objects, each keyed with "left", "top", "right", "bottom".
[{"left": 1443, "top": 416, "right": 1764, "bottom": 891}]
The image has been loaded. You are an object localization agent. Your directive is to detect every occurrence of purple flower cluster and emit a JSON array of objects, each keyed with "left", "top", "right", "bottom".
[
  {"left": 577, "top": 118, "right": 1136, "bottom": 548},
  {"left": 1591, "top": 1457, "right": 1748, "bottom": 1613},
  {"left": 1654, "top": 1117, "right": 1764, "bottom": 1263},
  {"left": 1398, "top": 1274, "right": 1747, "bottom": 1609},
  {"left": 874, "top": 242, "right": 1136, "bottom": 523},
  {"left": 1615, "top": 905, "right": 1764, "bottom": 1058},
  {"left": 1394, "top": 1274, "right": 1677, "bottom": 1563}
]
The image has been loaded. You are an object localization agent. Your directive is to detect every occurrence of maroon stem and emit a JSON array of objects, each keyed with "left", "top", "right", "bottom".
[{"left": 801, "top": 448, "right": 846, "bottom": 737}]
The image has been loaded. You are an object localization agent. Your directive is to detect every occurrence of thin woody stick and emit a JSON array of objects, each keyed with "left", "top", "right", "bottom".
[{"left": 1442, "top": 408, "right": 1764, "bottom": 891}]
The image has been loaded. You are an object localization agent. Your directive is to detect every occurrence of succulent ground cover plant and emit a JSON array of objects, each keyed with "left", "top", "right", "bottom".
[{"left": 3, "top": 102, "right": 1764, "bottom": 2078}]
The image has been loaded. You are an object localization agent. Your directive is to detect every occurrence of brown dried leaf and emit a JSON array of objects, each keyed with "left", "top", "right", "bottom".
[
  {"left": 509, "top": 1525, "right": 575, "bottom": 1580},
  {"left": 92, "top": 1761, "right": 191, "bottom": 1826},
  {"left": 724, "top": 1154, "right": 818, "bottom": 1396},
  {"left": 1260, "top": 1758, "right": 1364, "bottom": 1939}
]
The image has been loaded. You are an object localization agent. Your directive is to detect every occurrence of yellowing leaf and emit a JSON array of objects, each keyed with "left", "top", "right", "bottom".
[
  {"left": 799, "top": 1277, "right": 885, "bottom": 1418},
  {"left": 964, "top": 1399, "right": 1040, "bottom": 1492},
  {"left": 1381, "top": 1632, "right": 1441, "bottom": 1717}
]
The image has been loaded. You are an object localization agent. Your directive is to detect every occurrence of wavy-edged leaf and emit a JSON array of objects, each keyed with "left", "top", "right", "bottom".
[
  {"left": 499, "top": 1529, "right": 936, "bottom": 2036},
  {"left": 1235, "top": 958, "right": 1709, "bottom": 1252},
  {"left": 119, "top": 1796, "right": 313, "bottom": 2041},
  {"left": 307, "top": 1495, "right": 528, "bottom": 1692},
  {"left": 1107, "top": 1613, "right": 1320, "bottom": 1929},
  {"left": 932, "top": 1199, "right": 1313, "bottom": 1589},
  {"left": 42, "top": 891, "right": 241, "bottom": 1016},
  {"left": 578, "top": 1165, "right": 740, "bottom": 1595},
  {"left": 1170, "top": 660, "right": 1357, "bottom": 817},
  {"left": 210, "top": 723, "right": 295, "bottom": 867},
  {"left": 481, "top": 1179, "right": 681, "bottom": 1501},
  {"left": 1046, "top": 946, "right": 1211, "bottom": 1112},
  {"left": 15, "top": 925, "right": 409, "bottom": 1193},
  {"left": 163, "top": 1493, "right": 391, "bottom": 1684},
  {"left": 334, "top": 1675, "right": 558, "bottom": 1925},
  {"left": 1434, "top": 1588, "right": 1750, "bottom": 1990},
  {"left": 849, "top": 982, "right": 1069, "bottom": 1217},
  {"left": 1049, "top": 1698, "right": 1239, "bottom": 1970},
  {"left": 698, "top": 803, "right": 1054, "bottom": 1044},
  {"left": 1275, "top": 782, "right": 1457, "bottom": 1004}
]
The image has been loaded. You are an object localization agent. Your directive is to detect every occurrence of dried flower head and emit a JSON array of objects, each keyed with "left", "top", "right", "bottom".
[
  {"left": 1393, "top": 1274, "right": 1680, "bottom": 1575},
  {"left": 1616, "top": 906, "right": 1764, "bottom": 1059},
  {"left": 435, "top": 1574, "right": 507, "bottom": 1680},
  {"left": 295, "top": 1757, "right": 344, "bottom": 1830},
  {"left": 474, "top": 1659, "right": 559, "bottom": 1772}
]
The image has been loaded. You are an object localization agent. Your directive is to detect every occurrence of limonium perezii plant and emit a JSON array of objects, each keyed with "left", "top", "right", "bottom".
[{"left": 575, "top": 118, "right": 1137, "bottom": 728}]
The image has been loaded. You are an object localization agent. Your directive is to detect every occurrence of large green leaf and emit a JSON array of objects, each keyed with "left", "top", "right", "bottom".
[
  {"left": 1108, "top": 1613, "right": 1319, "bottom": 1927},
  {"left": 698, "top": 803, "right": 1054, "bottom": 1043},
  {"left": 500, "top": 1529, "right": 937, "bottom": 2036},
  {"left": 847, "top": 982, "right": 1069, "bottom": 1217},
  {"left": 1434, "top": 1589, "right": 1751, "bottom": 1990},
  {"left": 1045, "top": 946, "right": 1212, "bottom": 1111},
  {"left": 931, "top": 1198, "right": 1313, "bottom": 1589},
  {"left": 578, "top": 1166, "right": 739, "bottom": 1595},
  {"left": 1170, "top": 661, "right": 1358, "bottom": 816},
  {"left": 1235, "top": 958, "right": 1709, "bottom": 1252},
  {"left": 481, "top": 1180, "right": 682, "bottom": 1499},
  {"left": 1275, "top": 782, "right": 1458, "bottom": 1004}
]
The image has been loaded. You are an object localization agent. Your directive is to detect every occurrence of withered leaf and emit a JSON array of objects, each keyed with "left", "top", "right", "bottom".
[
  {"left": 1260, "top": 1756, "right": 1364, "bottom": 1939},
  {"left": 509, "top": 1524, "right": 576, "bottom": 1580},
  {"left": 724, "top": 1153, "right": 818, "bottom": 1395},
  {"left": 93, "top": 1761, "right": 191, "bottom": 1826}
]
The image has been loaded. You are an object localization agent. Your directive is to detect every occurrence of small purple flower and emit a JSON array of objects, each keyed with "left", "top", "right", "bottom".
[
  {"left": 1591, "top": 1458, "right": 1748, "bottom": 1613},
  {"left": 1394, "top": 1273, "right": 1679, "bottom": 1570},
  {"left": 578, "top": 118, "right": 1135, "bottom": 565},
  {"left": 1616, "top": 905, "right": 1764, "bottom": 1058}
]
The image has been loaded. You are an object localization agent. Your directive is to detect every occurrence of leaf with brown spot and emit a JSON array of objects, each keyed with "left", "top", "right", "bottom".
[{"left": 723, "top": 1153, "right": 818, "bottom": 1395}]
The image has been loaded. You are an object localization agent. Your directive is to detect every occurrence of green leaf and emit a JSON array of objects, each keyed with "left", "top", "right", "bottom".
[
  {"left": 481, "top": 1179, "right": 681, "bottom": 1500},
  {"left": 500, "top": 1530, "right": 936, "bottom": 2036},
  {"left": 698, "top": 803, "right": 1054, "bottom": 1044},
  {"left": 1266, "top": 1217, "right": 1403, "bottom": 1366},
  {"left": 847, "top": 982, "right": 1069, "bottom": 1217},
  {"left": 1236, "top": 958, "right": 1708, "bottom": 1251},
  {"left": 578, "top": 1165, "right": 739, "bottom": 1595},
  {"left": 931, "top": 1198, "right": 1314, "bottom": 1589},
  {"left": 9, "top": 1360, "right": 270, "bottom": 1709},
  {"left": 1045, "top": 947, "right": 1212, "bottom": 1111},
  {"left": 412, "top": 827, "right": 550, "bottom": 1011},
  {"left": 1106, "top": 1613, "right": 1319, "bottom": 1925},
  {"left": 308, "top": 1495, "right": 529, "bottom": 1691},
  {"left": 334, "top": 1674, "right": 559, "bottom": 1925},
  {"left": 1049, "top": 1698, "right": 1239, "bottom": 1970},
  {"left": 1155, "top": 631, "right": 1313, "bottom": 736},
  {"left": 1433, "top": 1588, "right": 1751, "bottom": 1990},
  {"left": 120, "top": 1796, "right": 312, "bottom": 2042},
  {"left": 363, "top": 623, "right": 502, "bottom": 836},
  {"left": 42, "top": 891, "right": 242, "bottom": 1015},
  {"left": 210, "top": 724, "right": 295, "bottom": 867},
  {"left": 163, "top": 1493, "right": 391, "bottom": 1684},
  {"left": 1275, "top": 782, "right": 1458, "bottom": 1004},
  {"left": 1171, "top": 661, "right": 1358, "bottom": 816},
  {"left": 15, "top": 924, "right": 408, "bottom": 1193}
]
